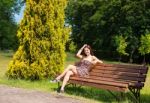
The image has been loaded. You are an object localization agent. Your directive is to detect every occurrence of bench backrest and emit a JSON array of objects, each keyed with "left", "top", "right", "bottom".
[{"left": 90, "top": 63, "right": 149, "bottom": 88}]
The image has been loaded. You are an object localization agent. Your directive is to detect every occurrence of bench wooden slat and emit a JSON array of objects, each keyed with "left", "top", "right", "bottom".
[
  {"left": 92, "top": 67, "right": 148, "bottom": 74},
  {"left": 90, "top": 71, "right": 146, "bottom": 78},
  {"left": 71, "top": 76, "right": 128, "bottom": 84},
  {"left": 96, "top": 63, "right": 146, "bottom": 69},
  {"left": 90, "top": 72, "right": 146, "bottom": 82},
  {"left": 70, "top": 76, "right": 144, "bottom": 87},
  {"left": 75, "top": 75, "right": 145, "bottom": 87},
  {"left": 90, "top": 75, "right": 145, "bottom": 83},
  {"left": 70, "top": 76, "right": 128, "bottom": 87},
  {"left": 69, "top": 79, "right": 128, "bottom": 92}
]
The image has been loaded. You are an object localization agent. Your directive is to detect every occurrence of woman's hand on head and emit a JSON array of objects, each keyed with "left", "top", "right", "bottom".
[
  {"left": 76, "top": 44, "right": 88, "bottom": 59},
  {"left": 83, "top": 44, "right": 87, "bottom": 47}
]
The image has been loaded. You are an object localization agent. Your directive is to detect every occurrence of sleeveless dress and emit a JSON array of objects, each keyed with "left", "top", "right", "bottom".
[{"left": 75, "top": 60, "right": 93, "bottom": 77}]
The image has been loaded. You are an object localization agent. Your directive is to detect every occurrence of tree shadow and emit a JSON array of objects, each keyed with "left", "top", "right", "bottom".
[
  {"left": 65, "top": 86, "right": 150, "bottom": 103},
  {"left": 52, "top": 84, "right": 150, "bottom": 103}
]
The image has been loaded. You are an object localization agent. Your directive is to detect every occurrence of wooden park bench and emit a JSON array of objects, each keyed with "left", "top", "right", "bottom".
[{"left": 58, "top": 63, "right": 149, "bottom": 103}]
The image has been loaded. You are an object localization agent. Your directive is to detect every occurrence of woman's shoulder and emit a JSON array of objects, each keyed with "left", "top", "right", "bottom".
[{"left": 92, "top": 55, "right": 96, "bottom": 57}]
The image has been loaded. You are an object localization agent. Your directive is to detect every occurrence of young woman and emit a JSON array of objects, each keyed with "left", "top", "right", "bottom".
[{"left": 51, "top": 44, "right": 103, "bottom": 93}]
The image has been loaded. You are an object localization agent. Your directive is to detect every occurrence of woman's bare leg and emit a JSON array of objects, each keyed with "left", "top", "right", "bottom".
[
  {"left": 56, "top": 65, "right": 77, "bottom": 80},
  {"left": 60, "top": 70, "right": 74, "bottom": 91}
]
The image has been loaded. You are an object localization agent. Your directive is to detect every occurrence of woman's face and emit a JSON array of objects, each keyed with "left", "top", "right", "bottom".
[{"left": 84, "top": 47, "right": 91, "bottom": 56}]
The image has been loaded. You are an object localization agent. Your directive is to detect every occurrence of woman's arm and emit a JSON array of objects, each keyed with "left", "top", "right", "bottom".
[
  {"left": 92, "top": 56, "right": 103, "bottom": 64},
  {"left": 76, "top": 44, "right": 87, "bottom": 59}
]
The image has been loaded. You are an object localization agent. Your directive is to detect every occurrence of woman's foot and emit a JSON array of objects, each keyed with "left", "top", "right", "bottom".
[
  {"left": 57, "top": 87, "right": 64, "bottom": 93},
  {"left": 58, "top": 89, "right": 64, "bottom": 93},
  {"left": 59, "top": 89, "right": 64, "bottom": 93},
  {"left": 50, "top": 78, "right": 60, "bottom": 83}
]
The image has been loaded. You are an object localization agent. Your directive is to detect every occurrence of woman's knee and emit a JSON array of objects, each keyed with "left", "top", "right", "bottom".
[
  {"left": 68, "top": 64, "right": 74, "bottom": 68},
  {"left": 64, "top": 65, "right": 73, "bottom": 71},
  {"left": 66, "top": 65, "right": 75, "bottom": 71},
  {"left": 71, "top": 68, "right": 77, "bottom": 74},
  {"left": 66, "top": 70, "right": 73, "bottom": 76}
]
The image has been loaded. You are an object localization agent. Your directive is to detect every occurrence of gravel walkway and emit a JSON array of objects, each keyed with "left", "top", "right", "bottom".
[{"left": 0, "top": 85, "right": 83, "bottom": 103}]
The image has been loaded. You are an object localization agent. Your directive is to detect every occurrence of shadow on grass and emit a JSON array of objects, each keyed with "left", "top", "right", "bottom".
[
  {"left": 65, "top": 86, "right": 150, "bottom": 103},
  {"left": 65, "top": 86, "right": 118, "bottom": 103},
  {"left": 141, "top": 94, "right": 150, "bottom": 103}
]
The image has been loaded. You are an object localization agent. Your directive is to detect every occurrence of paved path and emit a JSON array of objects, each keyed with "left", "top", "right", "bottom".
[{"left": 0, "top": 85, "right": 82, "bottom": 103}]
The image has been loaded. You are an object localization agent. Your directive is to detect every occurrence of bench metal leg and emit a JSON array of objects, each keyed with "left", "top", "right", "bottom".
[
  {"left": 107, "top": 90, "right": 121, "bottom": 102},
  {"left": 57, "top": 82, "right": 61, "bottom": 92},
  {"left": 57, "top": 82, "right": 75, "bottom": 91},
  {"left": 129, "top": 87, "right": 141, "bottom": 103},
  {"left": 68, "top": 83, "right": 83, "bottom": 89},
  {"left": 107, "top": 90, "right": 129, "bottom": 103},
  {"left": 58, "top": 81, "right": 60, "bottom": 88}
]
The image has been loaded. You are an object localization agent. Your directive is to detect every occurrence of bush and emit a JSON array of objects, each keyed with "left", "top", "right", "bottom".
[{"left": 6, "top": 0, "right": 69, "bottom": 80}]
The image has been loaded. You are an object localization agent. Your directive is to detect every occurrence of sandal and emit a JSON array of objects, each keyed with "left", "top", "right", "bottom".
[
  {"left": 57, "top": 88, "right": 64, "bottom": 93},
  {"left": 59, "top": 89, "right": 64, "bottom": 93},
  {"left": 50, "top": 79, "right": 60, "bottom": 83}
]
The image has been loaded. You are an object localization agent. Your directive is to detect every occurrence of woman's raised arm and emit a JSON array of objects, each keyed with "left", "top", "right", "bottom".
[{"left": 76, "top": 44, "right": 87, "bottom": 59}]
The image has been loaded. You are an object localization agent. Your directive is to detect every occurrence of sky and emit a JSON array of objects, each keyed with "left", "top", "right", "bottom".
[{"left": 14, "top": 5, "right": 25, "bottom": 23}]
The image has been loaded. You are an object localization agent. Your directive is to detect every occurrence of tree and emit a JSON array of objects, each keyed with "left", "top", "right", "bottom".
[
  {"left": 128, "top": 36, "right": 139, "bottom": 63},
  {"left": 139, "top": 33, "right": 150, "bottom": 63},
  {"left": 6, "top": 0, "right": 69, "bottom": 80},
  {"left": 113, "top": 35, "right": 128, "bottom": 62},
  {"left": 66, "top": 0, "right": 150, "bottom": 63},
  {"left": 0, "top": 0, "right": 22, "bottom": 50}
]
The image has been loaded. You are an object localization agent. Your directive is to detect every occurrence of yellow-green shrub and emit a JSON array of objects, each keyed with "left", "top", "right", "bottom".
[{"left": 6, "top": 0, "right": 69, "bottom": 80}]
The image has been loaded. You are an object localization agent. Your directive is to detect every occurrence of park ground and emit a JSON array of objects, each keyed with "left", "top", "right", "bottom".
[
  {"left": 0, "top": 85, "right": 83, "bottom": 103},
  {"left": 0, "top": 51, "right": 150, "bottom": 103}
]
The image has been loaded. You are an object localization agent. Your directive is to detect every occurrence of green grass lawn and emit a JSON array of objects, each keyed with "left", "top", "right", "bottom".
[{"left": 0, "top": 51, "right": 150, "bottom": 103}]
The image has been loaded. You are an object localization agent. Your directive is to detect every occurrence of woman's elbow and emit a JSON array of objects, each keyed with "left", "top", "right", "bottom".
[
  {"left": 97, "top": 60, "right": 103, "bottom": 64},
  {"left": 75, "top": 54, "right": 78, "bottom": 57},
  {"left": 76, "top": 54, "right": 82, "bottom": 59},
  {"left": 75, "top": 54, "right": 79, "bottom": 58},
  {"left": 100, "top": 60, "right": 103, "bottom": 63}
]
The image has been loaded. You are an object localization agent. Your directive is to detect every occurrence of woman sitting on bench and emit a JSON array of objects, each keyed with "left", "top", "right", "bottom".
[{"left": 51, "top": 44, "right": 103, "bottom": 93}]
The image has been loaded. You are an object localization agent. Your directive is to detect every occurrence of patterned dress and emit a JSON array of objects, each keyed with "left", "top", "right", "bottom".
[{"left": 75, "top": 60, "right": 93, "bottom": 77}]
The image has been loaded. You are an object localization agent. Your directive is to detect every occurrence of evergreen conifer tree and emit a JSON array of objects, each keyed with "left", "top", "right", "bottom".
[{"left": 6, "top": 0, "right": 69, "bottom": 80}]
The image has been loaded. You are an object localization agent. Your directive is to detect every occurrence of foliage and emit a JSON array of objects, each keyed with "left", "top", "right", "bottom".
[
  {"left": 113, "top": 35, "right": 128, "bottom": 56},
  {"left": 0, "top": 0, "right": 22, "bottom": 50},
  {"left": 66, "top": 39, "right": 77, "bottom": 53},
  {"left": 66, "top": 0, "right": 150, "bottom": 63},
  {"left": 127, "top": 35, "right": 139, "bottom": 63},
  {"left": 139, "top": 33, "right": 150, "bottom": 55},
  {"left": 6, "top": 0, "right": 69, "bottom": 80}
]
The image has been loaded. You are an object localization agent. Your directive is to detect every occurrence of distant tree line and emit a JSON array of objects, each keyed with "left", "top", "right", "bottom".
[
  {"left": 65, "top": 0, "right": 150, "bottom": 63},
  {"left": 0, "top": 0, "right": 23, "bottom": 50}
]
